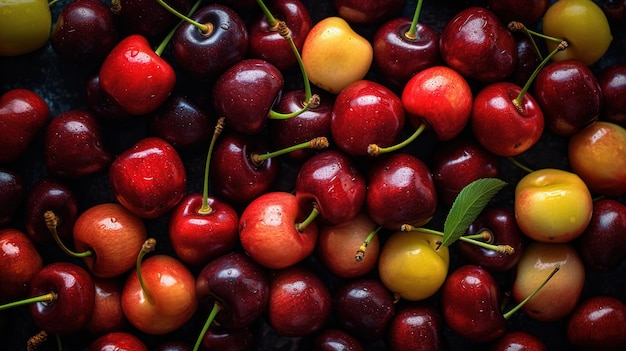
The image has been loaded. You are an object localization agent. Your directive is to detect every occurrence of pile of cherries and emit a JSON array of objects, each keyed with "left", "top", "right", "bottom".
[{"left": 1, "top": 0, "right": 626, "bottom": 350}]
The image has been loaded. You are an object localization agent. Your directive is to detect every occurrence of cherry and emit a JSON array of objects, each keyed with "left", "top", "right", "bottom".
[
  {"left": 168, "top": 118, "right": 239, "bottom": 267},
  {"left": 109, "top": 137, "right": 187, "bottom": 219},
  {"left": 51, "top": 0, "right": 119, "bottom": 62},
  {"left": 0, "top": 261, "right": 95, "bottom": 334},
  {"left": 24, "top": 177, "right": 78, "bottom": 245},
  {"left": 0, "top": 168, "right": 25, "bottom": 227},
  {"left": 99, "top": 34, "right": 176, "bottom": 116},
  {"left": 239, "top": 191, "right": 319, "bottom": 269},
  {"left": 566, "top": 295, "right": 626, "bottom": 351},
  {"left": 576, "top": 199, "right": 626, "bottom": 272},
  {"left": 431, "top": 138, "right": 500, "bottom": 208},
  {"left": 43, "top": 109, "right": 113, "bottom": 179},
  {"left": 88, "top": 331, "right": 148, "bottom": 351},
  {"left": 332, "top": 0, "right": 405, "bottom": 24},
  {"left": 372, "top": 0, "right": 441, "bottom": 88},
  {"left": 0, "top": 88, "right": 50, "bottom": 164},
  {"left": 267, "top": 266, "right": 332, "bottom": 336},
  {"left": 86, "top": 277, "right": 128, "bottom": 336},
  {"left": 148, "top": 93, "right": 213, "bottom": 151},
  {"left": 212, "top": 59, "right": 284, "bottom": 135},
  {"left": 441, "top": 264, "right": 559, "bottom": 343},
  {"left": 458, "top": 207, "right": 524, "bottom": 273},
  {"left": 195, "top": 252, "right": 269, "bottom": 330},
  {"left": 599, "top": 63, "right": 626, "bottom": 126},
  {"left": 0, "top": 228, "right": 43, "bottom": 303},
  {"left": 248, "top": 0, "right": 312, "bottom": 71},
  {"left": 313, "top": 328, "right": 365, "bottom": 351},
  {"left": 333, "top": 278, "right": 396, "bottom": 342},
  {"left": 330, "top": 79, "right": 405, "bottom": 158},
  {"left": 171, "top": 3, "right": 249, "bottom": 81},
  {"left": 295, "top": 149, "right": 366, "bottom": 226},
  {"left": 121, "top": 239, "right": 198, "bottom": 335},
  {"left": 268, "top": 88, "right": 333, "bottom": 162},
  {"left": 533, "top": 59, "right": 601, "bottom": 136},
  {"left": 489, "top": 330, "right": 548, "bottom": 351},
  {"left": 440, "top": 6, "right": 517, "bottom": 83},
  {"left": 365, "top": 152, "right": 437, "bottom": 230},
  {"left": 386, "top": 302, "right": 443, "bottom": 351}
]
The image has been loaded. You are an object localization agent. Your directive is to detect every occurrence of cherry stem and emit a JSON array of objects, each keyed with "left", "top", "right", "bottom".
[
  {"left": 512, "top": 40, "right": 569, "bottom": 111},
  {"left": 463, "top": 229, "right": 493, "bottom": 242},
  {"left": 405, "top": 0, "right": 424, "bottom": 39},
  {"left": 154, "top": 0, "right": 203, "bottom": 56},
  {"left": 502, "top": 265, "right": 560, "bottom": 320},
  {"left": 251, "top": 136, "right": 329, "bottom": 164},
  {"left": 256, "top": 0, "right": 278, "bottom": 28},
  {"left": 507, "top": 156, "right": 535, "bottom": 173},
  {"left": 192, "top": 302, "right": 222, "bottom": 351},
  {"left": 0, "top": 292, "right": 57, "bottom": 311},
  {"left": 401, "top": 225, "right": 515, "bottom": 254},
  {"left": 368, "top": 123, "right": 427, "bottom": 156},
  {"left": 27, "top": 330, "right": 47, "bottom": 351},
  {"left": 295, "top": 207, "right": 319, "bottom": 232},
  {"left": 508, "top": 21, "right": 564, "bottom": 44},
  {"left": 267, "top": 20, "right": 317, "bottom": 120},
  {"left": 56, "top": 334, "right": 63, "bottom": 351},
  {"left": 48, "top": 0, "right": 60, "bottom": 6},
  {"left": 136, "top": 238, "right": 157, "bottom": 305},
  {"left": 44, "top": 211, "right": 93, "bottom": 258},
  {"left": 155, "top": 0, "right": 208, "bottom": 33},
  {"left": 198, "top": 117, "right": 226, "bottom": 215},
  {"left": 355, "top": 225, "right": 383, "bottom": 262},
  {"left": 507, "top": 21, "right": 544, "bottom": 61}
]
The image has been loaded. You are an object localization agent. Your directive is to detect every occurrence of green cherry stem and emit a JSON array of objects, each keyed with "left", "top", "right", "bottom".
[
  {"left": 154, "top": 0, "right": 203, "bottom": 56},
  {"left": 155, "top": 0, "right": 208, "bottom": 33},
  {"left": 502, "top": 265, "right": 560, "bottom": 320},
  {"left": 462, "top": 229, "right": 493, "bottom": 242},
  {"left": 368, "top": 123, "right": 427, "bottom": 156},
  {"left": 267, "top": 20, "right": 318, "bottom": 120},
  {"left": 136, "top": 238, "right": 157, "bottom": 305},
  {"left": 256, "top": 0, "right": 278, "bottom": 28},
  {"left": 355, "top": 225, "right": 383, "bottom": 262},
  {"left": 56, "top": 334, "right": 63, "bottom": 351},
  {"left": 0, "top": 292, "right": 56, "bottom": 311},
  {"left": 44, "top": 211, "right": 93, "bottom": 258},
  {"left": 192, "top": 302, "right": 222, "bottom": 351},
  {"left": 295, "top": 207, "right": 319, "bottom": 232},
  {"left": 507, "top": 156, "right": 535, "bottom": 174},
  {"left": 251, "top": 137, "right": 329, "bottom": 165},
  {"left": 255, "top": 0, "right": 317, "bottom": 120},
  {"left": 401, "top": 225, "right": 515, "bottom": 254},
  {"left": 507, "top": 21, "right": 544, "bottom": 60},
  {"left": 512, "top": 40, "right": 569, "bottom": 111},
  {"left": 198, "top": 117, "right": 226, "bottom": 215},
  {"left": 508, "top": 21, "right": 564, "bottom": 44},
  {"left": 405, "top": 0, "right": 424, "bottom": 39}
]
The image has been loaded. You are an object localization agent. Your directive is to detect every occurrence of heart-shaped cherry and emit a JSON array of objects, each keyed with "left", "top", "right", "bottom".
[
  {"left": 0, "top": 89, "right": 49, "bottom": 164},
  {"left": 109, "top": 137, "right": 186, "bottom": 219},
  {"left": 295, "top": 150, "right": 366, "bottom": 226},
  {"left": 99, "top": 34, "right": 176, "bottom": 115},
  {"left": 44, "top": 109, "right": 113, "bottom": 179}
]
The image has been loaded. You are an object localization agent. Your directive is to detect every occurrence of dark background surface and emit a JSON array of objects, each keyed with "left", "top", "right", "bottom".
[{"left": 1, "top": 0, "right": 625, "bottom": 350}]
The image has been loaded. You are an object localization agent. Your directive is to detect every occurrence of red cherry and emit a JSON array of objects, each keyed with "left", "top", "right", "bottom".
[
  {"left": 109, "top": 137, "right": 187, "bottom": 219},
  {"left": 0, "top": 89, "right": 49, "bottom": 164},
  {"left": 99, "top": 34, "right": 176, "bottom": 115}
]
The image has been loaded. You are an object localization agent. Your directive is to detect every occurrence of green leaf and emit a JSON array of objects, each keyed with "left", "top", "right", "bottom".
[{"left": 442, "top": 178, "right": 507, "bottom": 247}]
